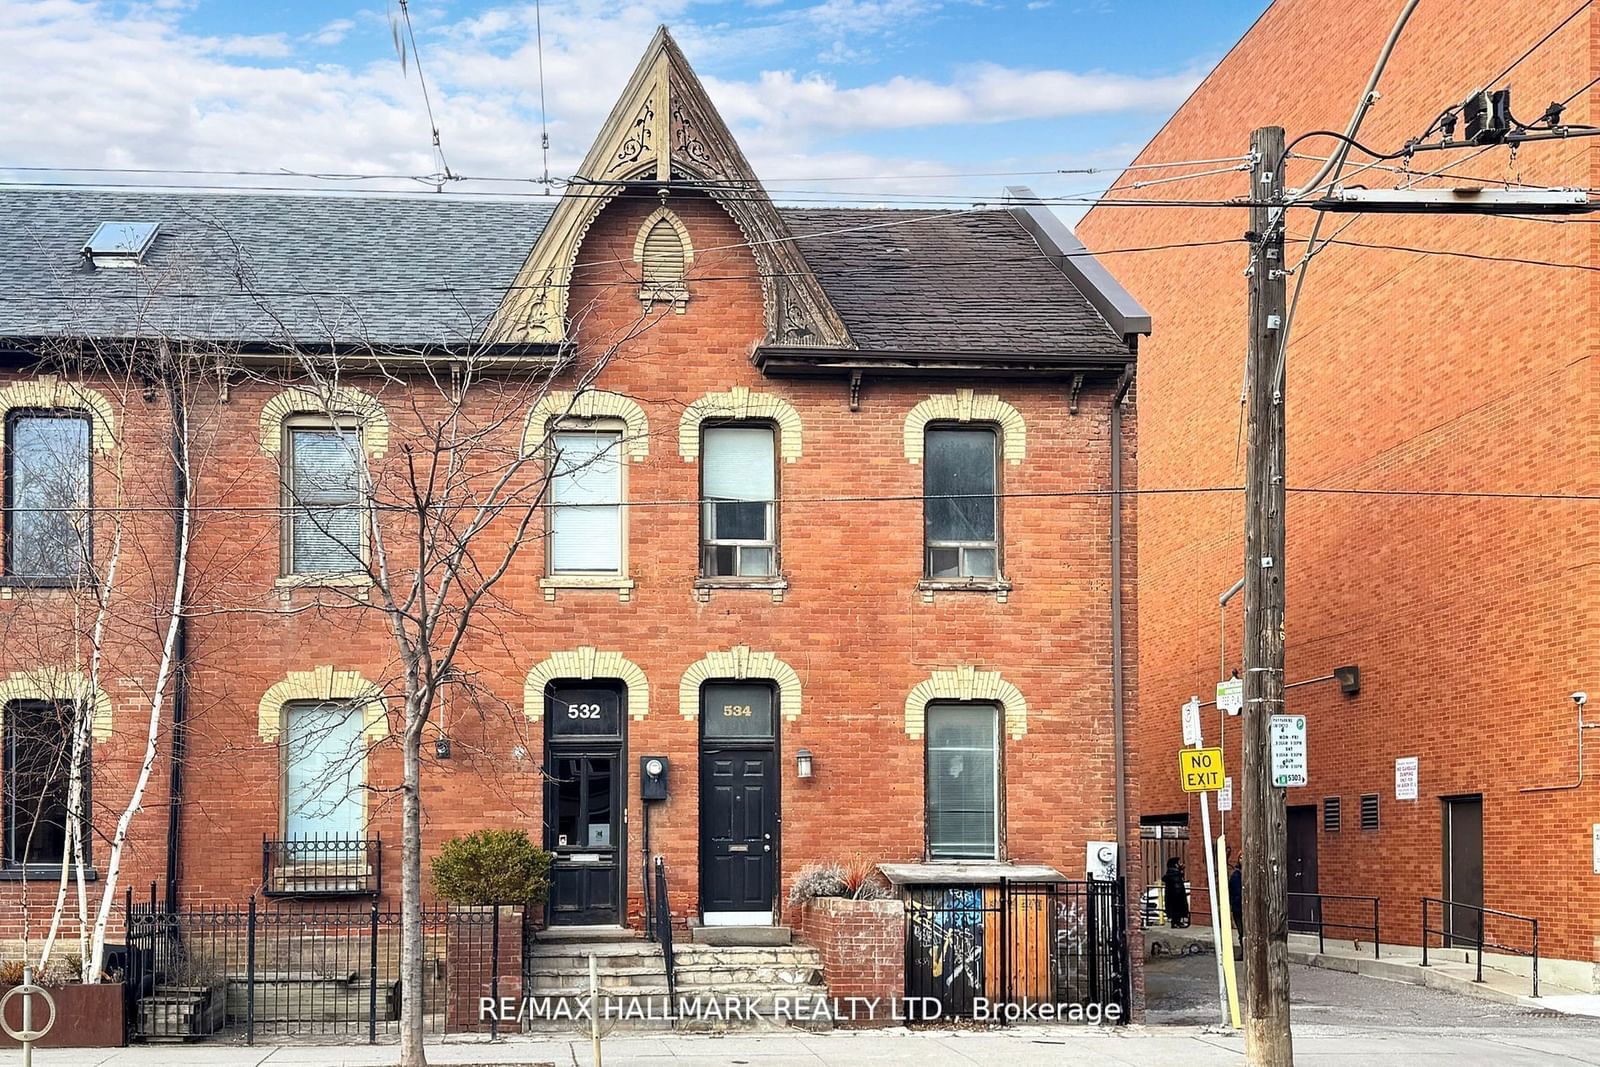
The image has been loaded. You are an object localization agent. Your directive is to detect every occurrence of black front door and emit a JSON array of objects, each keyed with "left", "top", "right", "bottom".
[
  {"left": 699, "top": 683, "right": 779, "bottom": 920},
  {"left": 1443, "top": 795, "right": 1483, "bottom": 946},
  {"left": 1286, "top": 804, "right": 1320, "bottom": 931},
  {"left": 545, "top": 683, "right": 625, "bottom": 926}
]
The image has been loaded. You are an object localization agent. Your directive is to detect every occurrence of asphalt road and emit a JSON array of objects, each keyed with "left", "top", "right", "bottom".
[{"left": 1146, "top": 948, "right": 1600, "bottom": 1037}]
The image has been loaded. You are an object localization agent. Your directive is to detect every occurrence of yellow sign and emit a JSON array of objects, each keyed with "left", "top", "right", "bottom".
[{"left": 1179, "top": 748, "right": 1225, "bottom": 792}]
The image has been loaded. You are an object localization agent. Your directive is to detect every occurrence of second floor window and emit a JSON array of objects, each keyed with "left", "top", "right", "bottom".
[
  {"left": 549, "top": 431, "right": 623, "bottom": 574},
  {"left": 924, "top": 426, "right": 999, "bottom": 581},
  {"left": 701, "top": 425, "right": 776, "bottom": 578},
  {"left": 3, "top": 699, "right": 83, "bottom": 868},
  {"left": 5, "top": 411, "right": 91, "bottom": 581},
  {"left": 284, "top": 422, "right": 364, "bottom": 576}
]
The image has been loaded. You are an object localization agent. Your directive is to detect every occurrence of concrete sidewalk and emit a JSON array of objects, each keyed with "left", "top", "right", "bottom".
[{"left": 9, "top": 1024, "right": 1600, "bottom": 1067}]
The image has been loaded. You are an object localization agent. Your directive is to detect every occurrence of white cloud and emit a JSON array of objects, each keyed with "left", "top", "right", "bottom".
[
  {"left": 306, "top": 18, "right": 356, "bottom": 47},
  {"left": 0, "top": 0, "right": 1195, "bottom": 201}
]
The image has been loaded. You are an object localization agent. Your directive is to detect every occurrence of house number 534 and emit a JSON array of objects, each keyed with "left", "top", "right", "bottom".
[{"left": 722, "top": 704, "right": 753, "bottom": 717}]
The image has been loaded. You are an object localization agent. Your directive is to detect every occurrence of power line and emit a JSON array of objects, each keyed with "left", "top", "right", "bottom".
[
  {"left": 395, "top": 0, "right": 453, "bottom": 185},
  {"left": 533, "top": 0, "right": 551, "bottom": 187},
  {"left": 1482, "top": 0, "right": 1593, "bottom": 93}
]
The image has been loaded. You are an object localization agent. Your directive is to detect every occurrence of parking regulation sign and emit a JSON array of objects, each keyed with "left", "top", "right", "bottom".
[{"left": 1270, "top": 714, "right": 1307, "bottom": 787}]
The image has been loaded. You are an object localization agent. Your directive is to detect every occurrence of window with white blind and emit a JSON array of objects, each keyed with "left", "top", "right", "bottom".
[
  {"left": 5, "top": 411, "right": 92, "bottom": 581},
  {"left": 700, "top": 425, "right": 776, "bottom": 579},
  {"left": 549, "top": 431, "right": 623, "bottom": 574},
  {"left": 924, "top": 427, "right": 1000, "bottom": 581},
  {"left": 283, "top": 422, "right": 364, "bottom": 576},
  {"left": 925, "top": 702, "right": 1000, "bottom": 859},
  {"left": 282, "top": 701, "right": 364, "bottom": 841}
]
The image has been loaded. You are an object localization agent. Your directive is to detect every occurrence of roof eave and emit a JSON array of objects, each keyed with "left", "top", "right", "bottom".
[{"left": 753, "top": 344, "right": 1135, "bottom": 380}]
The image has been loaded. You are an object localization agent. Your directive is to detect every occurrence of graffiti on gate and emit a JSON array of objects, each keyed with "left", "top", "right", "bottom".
[{"left": 910, "top": 888, "right": 985, "bottom": 987}]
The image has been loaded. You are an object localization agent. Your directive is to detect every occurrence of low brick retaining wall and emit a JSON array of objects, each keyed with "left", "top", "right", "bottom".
[{"left": 793, "top": 897, "right": 904, "bottom": 1026}]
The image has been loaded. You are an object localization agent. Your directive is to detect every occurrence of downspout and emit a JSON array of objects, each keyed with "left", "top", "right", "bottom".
[
  {"left": 162, "top": 358, "right": 190, "bottom": 911},
  {"left": 1110, "top": 363, "right": 1135, "bottom": 873}
]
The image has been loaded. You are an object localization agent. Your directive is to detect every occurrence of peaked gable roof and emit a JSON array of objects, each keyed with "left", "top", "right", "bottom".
[{"left": 488, "top": 27, "right": 853, "bottom": 349}]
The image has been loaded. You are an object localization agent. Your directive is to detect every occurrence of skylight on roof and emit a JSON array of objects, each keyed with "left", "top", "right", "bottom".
[{"left": 82, "top": 221, "right": 159, "bottom": 268}]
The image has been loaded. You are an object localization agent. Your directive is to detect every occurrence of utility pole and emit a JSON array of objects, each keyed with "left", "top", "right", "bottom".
[{"left": 1242, "top": 125, "right": 1292, "bottom": 1066}]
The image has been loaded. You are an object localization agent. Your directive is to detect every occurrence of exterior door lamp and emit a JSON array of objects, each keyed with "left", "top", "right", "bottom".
[{"left": 795, "top": 748, "right": 814, "bottom": 779}]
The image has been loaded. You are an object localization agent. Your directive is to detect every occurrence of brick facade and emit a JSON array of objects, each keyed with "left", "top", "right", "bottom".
[
  {"left": 790, "top": 897, "right": 906, "bottom": 1025},
  {"left": 1077, "top": 0, "right": 1599, "bottom": 964},
  {"left": 0, "top": 184, "right": 1141, "bottom": 998}
]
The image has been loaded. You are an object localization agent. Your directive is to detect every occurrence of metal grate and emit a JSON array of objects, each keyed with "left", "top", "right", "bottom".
[
  {"left": 1360, "top": 793, "right": 1380, "bottom": 831},
  {"left": 1323, "top": 796, "right": 1341, "bottom": 833}
]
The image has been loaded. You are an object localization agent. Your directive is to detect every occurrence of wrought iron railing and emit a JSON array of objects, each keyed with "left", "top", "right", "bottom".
[
  {"left": 1421, "top": 897, "right": 1540, "bottom": 997},
  {"left": 651, "top": 856, "right": 677, "bottom": 1005},
  {"left": 261, "top": 834, "right": 381, "bottom": 897},
  {"left": 1286, "top": 892, "right": 1380, "bottom": 957},
  {"left": 123, "top": 884, "right": 510, "bottom": 1043}
]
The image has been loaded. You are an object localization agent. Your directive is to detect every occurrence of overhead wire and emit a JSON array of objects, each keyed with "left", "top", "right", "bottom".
[{"left": 396, "top": 0, "right": 453, "bottom": 185}]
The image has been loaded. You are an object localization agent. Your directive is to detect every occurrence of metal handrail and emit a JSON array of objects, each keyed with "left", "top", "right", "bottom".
[
  {"left": 1420, "top": 897, "right": 1540, "bottom": 998},
  {"left": 1287, "top": 892, "right": 1381, "bottom": 958},
  {"left": 652, "top": 856, "right": 677, "bottom": 1005}
]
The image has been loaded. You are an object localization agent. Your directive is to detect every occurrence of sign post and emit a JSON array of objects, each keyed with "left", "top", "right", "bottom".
[{"left": 1179, "top": 698, "right": 1231, "bottom": 1028}]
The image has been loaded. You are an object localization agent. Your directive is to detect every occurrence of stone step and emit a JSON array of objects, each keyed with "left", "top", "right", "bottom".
[
  {"left": 533, "top": 927, "right": 643, "bottom": 944},
  {"left": 672, "top": 945, "right": 822, "bottom": 966},
  {"left": 690, "top": 924, "right": 793, "bottom": 946},
  {"left": 674, "top": 966, "right": 823, "bottom": 987},
  {"left": 526, "top": 941, "right": 663, "bottom": 960}
]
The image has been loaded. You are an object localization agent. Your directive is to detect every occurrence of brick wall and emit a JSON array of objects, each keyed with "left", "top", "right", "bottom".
[
  {"left": 792, "top": 896, "right": 905, "bottom": 1025},
  {"left": 1078, "top": 0, "right": 1600, "bottom": 964}
]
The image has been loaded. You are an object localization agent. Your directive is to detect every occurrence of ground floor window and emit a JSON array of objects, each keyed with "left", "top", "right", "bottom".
[
  {"left": 924, "top": 702, "right": 1000, "bottom": 859},
  {"left": 282, "top": 701, "right": 364, "bottom": 841},
  {"left": 3, "top": 699, "right": 82, "bottom": 867}
]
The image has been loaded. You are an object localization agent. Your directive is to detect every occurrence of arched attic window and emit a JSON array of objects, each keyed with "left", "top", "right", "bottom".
[{"left": 633, "top": 208, "right": 693, "bottom": 312}]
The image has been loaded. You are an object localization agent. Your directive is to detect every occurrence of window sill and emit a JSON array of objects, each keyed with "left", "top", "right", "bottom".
[
  {"left": 0, "top": 865, "right": 99, "bottom": 882},
  {"left": 276, "top": 572, "right": 372, "bottom": 590},
  {"left": 541, "top": 575, "right": 635, "bottom": 603},
  {"left": 918, "top": 578, "right": 1012, "bottom": 603},
  {"left": 0, "top": 578, "right": 96, "bottom": 597},
  {"left": 694, "top": 577, "right": 788, "bottom": 603}
]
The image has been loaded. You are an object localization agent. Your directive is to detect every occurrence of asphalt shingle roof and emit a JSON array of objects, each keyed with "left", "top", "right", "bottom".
[
  {"left": 0, "top": 188, "right": 1128, "bottom": 356},
  {"left": 783, "top": 208, "right": 1130, "bottom": 356}
]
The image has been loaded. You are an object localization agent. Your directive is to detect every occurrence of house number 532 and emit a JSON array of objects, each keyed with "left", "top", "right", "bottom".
[{"left": 568, "top": 703, "right": 602, "bottom": 719}]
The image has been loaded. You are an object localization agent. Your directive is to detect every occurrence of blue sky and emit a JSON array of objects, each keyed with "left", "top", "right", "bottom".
[{"left": 0, "top": 1, "right": 1270, "bottom": 206}]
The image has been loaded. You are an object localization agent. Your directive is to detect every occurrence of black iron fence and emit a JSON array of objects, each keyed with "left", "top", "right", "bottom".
[
  {"left": 1287, "top": 892, "right": 1380, "bottom": 957},
  {"left": 261, "top": 834, "right": 382, "bottom": 897},
  {"left": 123, "top": 886, "right": 514, "bottom": 1043},
  {"left": 1421, "top": 897, "right": 1540, "bottom": 997},
  {"left": 904, "top": 878, "right": 1129, "bottom": 1023}
]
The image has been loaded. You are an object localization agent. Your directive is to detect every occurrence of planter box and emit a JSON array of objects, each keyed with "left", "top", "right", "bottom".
[
  {"left": 0, "top": 981, "right": 125, "bottom": 1048},
  {"left": 794, "top": 897, "right": 905, "bottom": 1026}
]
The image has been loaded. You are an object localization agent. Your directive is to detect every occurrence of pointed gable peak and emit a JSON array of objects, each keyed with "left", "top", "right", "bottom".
[{"left": 492, "top": 28, "right": 853, "bottom": 349}]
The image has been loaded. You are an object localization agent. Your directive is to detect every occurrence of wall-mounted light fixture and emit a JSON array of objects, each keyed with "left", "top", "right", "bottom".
[
  {"left": 434, "top": 736, "right": 452, "bottom": 760},
  {"left": 1334, "top": 665, "right": 1361, "bottom": 696},
  {"left": 795, "top": 748, "right": 814, "bottom": 779}
]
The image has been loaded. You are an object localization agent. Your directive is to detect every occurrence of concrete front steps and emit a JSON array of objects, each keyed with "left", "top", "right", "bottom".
[{"left": 521, "top": 928, "right": 830, "bottom": 1032}]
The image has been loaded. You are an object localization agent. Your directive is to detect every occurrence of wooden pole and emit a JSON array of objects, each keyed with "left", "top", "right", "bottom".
[{"left": 1243, "top": 124, "right": 1293, "bottom": 1065}]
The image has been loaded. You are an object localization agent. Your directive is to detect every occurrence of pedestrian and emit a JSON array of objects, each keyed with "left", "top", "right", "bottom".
[
  {"left": 1161, "top": 856, "right": 1190, "bottom": 927},
  {"left": 1228, "top": 853, "right": 1244, "bottom": 944}
]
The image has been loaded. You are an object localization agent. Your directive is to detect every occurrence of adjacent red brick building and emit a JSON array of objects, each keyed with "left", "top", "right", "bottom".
[
  {"left": 1078, "top": 0, "right": 1600, "bottom": 973},
  {"left": 0, "top": 29, "right": 1147, "bottom": 1012}
]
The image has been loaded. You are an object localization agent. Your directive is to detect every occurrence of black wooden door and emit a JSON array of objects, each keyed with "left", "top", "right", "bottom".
[
  {"left": 544, "top": 682, "right": 626, "bottom": 927},
  {"left": 1286, "top": 804, "right": 1320, "bottom": 931},
  {"left": 700, "top": 747, "right": 777, "bottom": 916},
  {"left": 1443, "top": 795, "right": 1483, "bottom": 946}
]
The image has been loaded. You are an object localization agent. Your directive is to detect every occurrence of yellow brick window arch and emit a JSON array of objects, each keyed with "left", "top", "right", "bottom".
[
  {"left": 258, "top": 385, "right": 390, "bottom": 460},
  {"left": 0, "top": 669, "right": 114, "bottom": 742},
  {"left": 904, "top": 665, "right": 1028, "bottom": 740},
  {"left": 677, "top": 387, "right": 803, "bottom": 463},
  {"left": 902, "top": 389, "right": 1026, "bottom": 465}
]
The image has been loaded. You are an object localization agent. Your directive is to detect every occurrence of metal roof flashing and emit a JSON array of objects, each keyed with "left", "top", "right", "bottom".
[{"left": 1003, "top": 186, "right": 1151, "bottom": 342}]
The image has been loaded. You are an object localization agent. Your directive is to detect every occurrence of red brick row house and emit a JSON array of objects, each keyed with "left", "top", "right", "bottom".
[{"left": 0, "top": 29, "right": 1147, "bottom": 1014}]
